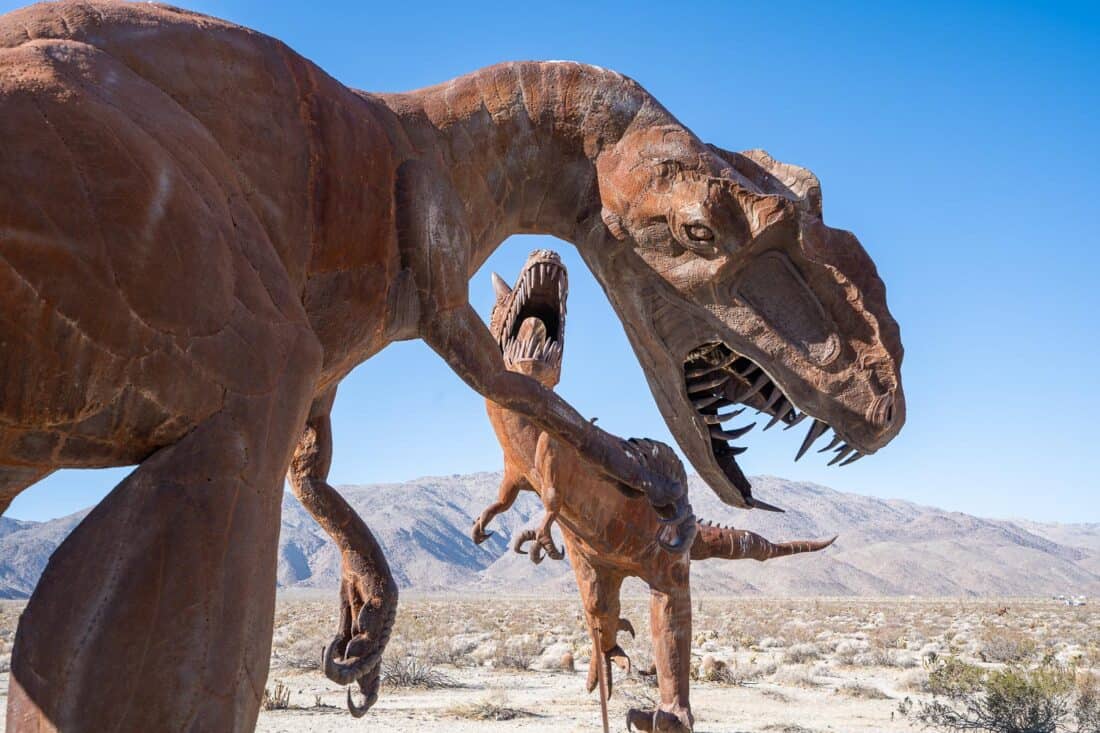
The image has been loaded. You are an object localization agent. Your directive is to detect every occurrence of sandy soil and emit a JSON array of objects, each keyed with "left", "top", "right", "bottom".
[{"left": 1, "top": 595, "right": 1096, "bottom": 732}]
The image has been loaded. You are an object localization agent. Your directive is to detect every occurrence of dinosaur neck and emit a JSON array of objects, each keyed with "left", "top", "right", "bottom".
[{"left": 382, "top": 61, "right": 674, "bottom": 269}]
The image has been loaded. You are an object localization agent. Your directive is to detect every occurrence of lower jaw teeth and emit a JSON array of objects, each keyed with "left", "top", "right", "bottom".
[{"left": 685, "top": 346, "right": 865, "bottom": 470}]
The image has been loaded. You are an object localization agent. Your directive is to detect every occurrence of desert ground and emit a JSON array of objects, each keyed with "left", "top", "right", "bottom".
[{"left": 1, "top": 594, "right": 1096, "bottom": 732}]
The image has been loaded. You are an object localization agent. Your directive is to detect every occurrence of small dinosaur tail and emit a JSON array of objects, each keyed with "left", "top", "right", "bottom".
[{"left": 689, "top": 520, "right": 836, "bottom": 561}]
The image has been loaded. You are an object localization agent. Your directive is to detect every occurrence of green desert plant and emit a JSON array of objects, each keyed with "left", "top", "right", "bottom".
[{"left": 902, "top": 658, "right": 1100, "bottom": 733}]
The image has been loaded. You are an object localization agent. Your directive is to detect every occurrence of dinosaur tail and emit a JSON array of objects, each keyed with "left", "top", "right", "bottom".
[{"left": 689, "top": 520, "right": 836, "bottom": 561}]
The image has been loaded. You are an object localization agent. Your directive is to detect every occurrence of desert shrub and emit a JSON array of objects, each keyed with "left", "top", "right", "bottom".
[
  {"left": 261, "top": 681, "right": 291, "bottom": 711},
  {"left": 422, "top": 636, "right": 475, "bottom": 668},
  {"left": 497, "top": 636, "right": 543, "bottom": 671},
  {"left": 784, "top": 643, "right": 822, "bottom": 664},
  {"left": 270, "top": 636, "right": 321, "bottom": 671},
  {"left": 980, "top": 630, "right": 1038, "bottom": 664},
  {"left": 381, "top": 652, "right": 454, "bottom": 688},
  {"left": 901, "top": 658, "right": 1100, "bottom": 733},
  {"left": 838, "top": 682, "right": 891, "bottom": 700},
  {"left": 446, "top": 692, "right": 532, "bottom": 721}
]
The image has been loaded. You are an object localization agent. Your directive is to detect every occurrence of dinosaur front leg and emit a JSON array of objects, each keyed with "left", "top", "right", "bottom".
[
  {"left": 472, "top": 468, "right": 529, "bottom": 544},
  {"left": 287, "top": 389, "right": 398, "bottom": 718},
  {"left": 422, "top": 304, "right": 685, "bottom": 512},
  {"left": 627, "top": 587, "right": 694, "bottom": 732}
]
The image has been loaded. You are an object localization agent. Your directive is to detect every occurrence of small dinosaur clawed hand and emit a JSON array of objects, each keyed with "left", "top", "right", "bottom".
[
  {"left": 471, "top": 513, "right": 494, "bottom": 545},
  {"left": 512, "top": 526, "right": 565, "bottom": 564}
]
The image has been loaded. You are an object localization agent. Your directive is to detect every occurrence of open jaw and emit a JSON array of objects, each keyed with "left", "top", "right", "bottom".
[
  {"left": 497, "top": 256, "right": 567, "bottom": 371},
  {"left": 683, "top": 342, "right": 874, "bottom": 512}
]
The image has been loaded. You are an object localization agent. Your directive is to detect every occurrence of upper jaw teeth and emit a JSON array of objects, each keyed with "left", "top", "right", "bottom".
[
  {"left": 499, "top": 261, "right": 567, "bottom": 351},
  {"left": 683, "top": 344, "right": 865, "bottom": 470}
]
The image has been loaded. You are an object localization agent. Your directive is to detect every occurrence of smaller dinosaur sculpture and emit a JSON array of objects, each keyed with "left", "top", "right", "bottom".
[{"left": 474, "top": 251, "right": 835, "bottom": 731}]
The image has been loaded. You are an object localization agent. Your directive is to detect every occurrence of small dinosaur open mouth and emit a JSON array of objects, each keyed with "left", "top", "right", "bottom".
[
  {"left": 683, "top": 343, "right": 866, "bottom": 507},
  {"left": 498, "top": 255, "right": 567, "bottom": 370}
]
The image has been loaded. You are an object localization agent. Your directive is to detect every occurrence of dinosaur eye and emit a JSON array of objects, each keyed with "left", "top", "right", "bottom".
[{"left": 684, "top": 223, "right": 714, "bottom": 242}]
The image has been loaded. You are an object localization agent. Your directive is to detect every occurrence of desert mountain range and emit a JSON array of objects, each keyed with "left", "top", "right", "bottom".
[{"left": 1, "top": 473, "right": 1097, "bottom": 599}]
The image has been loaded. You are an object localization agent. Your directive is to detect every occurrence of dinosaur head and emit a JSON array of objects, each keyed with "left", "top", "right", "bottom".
[
  {"left": 489, "top": 249, "right": 568, "bottom": 387},
  {"left": 583, "top": 125, "right": 905, "bottom": 510}
]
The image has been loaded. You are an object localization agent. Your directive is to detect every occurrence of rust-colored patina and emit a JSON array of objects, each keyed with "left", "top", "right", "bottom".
[
  {"left": 476, "top": 252, "right": 835, "bottom": 731},
  {"left": 0, "top": 2, "right": 902, "bottom": 729}
]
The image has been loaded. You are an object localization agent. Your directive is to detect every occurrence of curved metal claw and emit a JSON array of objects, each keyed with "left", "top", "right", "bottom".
[
  {"left": 322, "top": 635, "right": 383, "bottom": 686},
  {"left": 511, "top": 528, "right": 536, "bottom": 555},
  {"left": 470, "top": 521, "right": 494, "bottom": 545},
  {"left": 540, "top": 535, "right": 564, "bottom": 561},
  {"left": 346, "top": 667, "right": 381, "bottom": 718}
]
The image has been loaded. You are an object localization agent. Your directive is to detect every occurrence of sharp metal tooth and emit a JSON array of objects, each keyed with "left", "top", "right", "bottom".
[
  {"left": 784, "top": 411, "right": 809, "bottom": 430},
  {"left": 719, "top": 444, "right": 748, "bottom": 456},
  {"left": 828, "top": 445, "right": 855, "bottom": 466},
  {"left": 687, "top": 373, "right": 730, "bottom": 394},
  {"left": 692, "top": 394, "right": 723, "bottom": 410},
  {"left": 733, "top": 360, "right": 757, "bottom": 377},
  {"left": 747, "top": 496, "right": 785, "bottom": 513},
  {"left": 817, "top": 434, "right": 843, "bottom": 453},
  {"left": 795, "top": 420, "right": 829, "bottom": 461},
  {"left": 757, "top": 388, "right": 784, "bottom": 415},
  {"left": 704, "top": 408, "right": 745, "bottom": 424},
  {"left": 710, "top": 423, "right": 754, "bottom": 441},
  {"left": 685, "top": 364, "right": 721, "bottom": 380},
  {"left": 685, "top": 353, "right": 738, "bottom": 379},
  {"left": 764, "top": 400, "right": 793, "bottom": 431},
  {"left": 737, "top": 372, "right": 770, "bottom": 402},
  {"left": 839, "top": 452, "right": 864, "bottom": 467}
]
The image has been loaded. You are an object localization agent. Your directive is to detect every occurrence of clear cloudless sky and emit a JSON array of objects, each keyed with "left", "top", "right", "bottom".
[{"left": 4, "top": 0, "right": 1098, "bottom": 523}]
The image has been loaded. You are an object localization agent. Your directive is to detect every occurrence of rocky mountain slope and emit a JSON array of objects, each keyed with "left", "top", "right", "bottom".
[{"left": 1, "top": 474, "right": 1096, "bottom": 599}]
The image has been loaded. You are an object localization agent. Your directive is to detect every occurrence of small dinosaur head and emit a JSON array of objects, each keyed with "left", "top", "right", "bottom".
[
  {"left": 488, "top": 249, "right": 568, "bottom": 386},
  {"left": 585, "top": 125, "right": 904, "bottom": 510}
]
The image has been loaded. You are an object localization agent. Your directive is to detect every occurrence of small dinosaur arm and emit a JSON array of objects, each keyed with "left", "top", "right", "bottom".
[
  {"left": 475, "top": 252, "right": 835, "bottom": 732},
  {"left": 1, "top": 3, "right": 901, "bottom": 729}
]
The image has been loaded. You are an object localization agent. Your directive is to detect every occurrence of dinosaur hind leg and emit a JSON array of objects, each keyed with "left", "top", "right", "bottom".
[
  {"left": 627, "top": 588, "right": 694, "bottom": 732},
  {"left": 7, "top": 334, "right": 322, "bottom": 732}
]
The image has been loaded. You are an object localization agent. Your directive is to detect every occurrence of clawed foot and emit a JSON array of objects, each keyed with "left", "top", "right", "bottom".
[
  {"left": 585, "top": 643, "right": 632, "bottom": 697},
  {"left": 626, "top": 707, "right": 694, "bottom": 732},
  {"left": 321, "top": 548, "right": 398, "bottom": 718},
  {"left": 471, "top": 513, "right": 494, "bottom": 545},
  {"left": 512, "top": 526, "right": 564, "bottom": 564}
]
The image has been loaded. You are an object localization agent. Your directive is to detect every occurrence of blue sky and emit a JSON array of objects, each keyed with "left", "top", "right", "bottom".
[{"left": 5, "top": 1, "right": 1098, "bottom": 523}]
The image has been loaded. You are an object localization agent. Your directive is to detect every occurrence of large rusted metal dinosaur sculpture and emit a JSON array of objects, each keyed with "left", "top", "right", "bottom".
[
  {"left": 0, "top": 1, "right": 903, "bottom": 729},
  {"left": 475, "top": 251, "right": 835, "bottom": 731}
]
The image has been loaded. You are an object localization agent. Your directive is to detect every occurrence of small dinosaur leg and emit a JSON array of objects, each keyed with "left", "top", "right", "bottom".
[
  {"left": 472, "top": 468, "right": 528, "bottom": 544},
  {"left": 626, "top": 587, "right": 694, "bottom": 732},
  {"left": 287, "top": 388, "right": 398, "bottom": 718},
  {"left": 531, "top": 431, "right": 564, "bottom": 561},
  {"left": 568, "top": 552, "right": 630, "bottom": 699}
]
